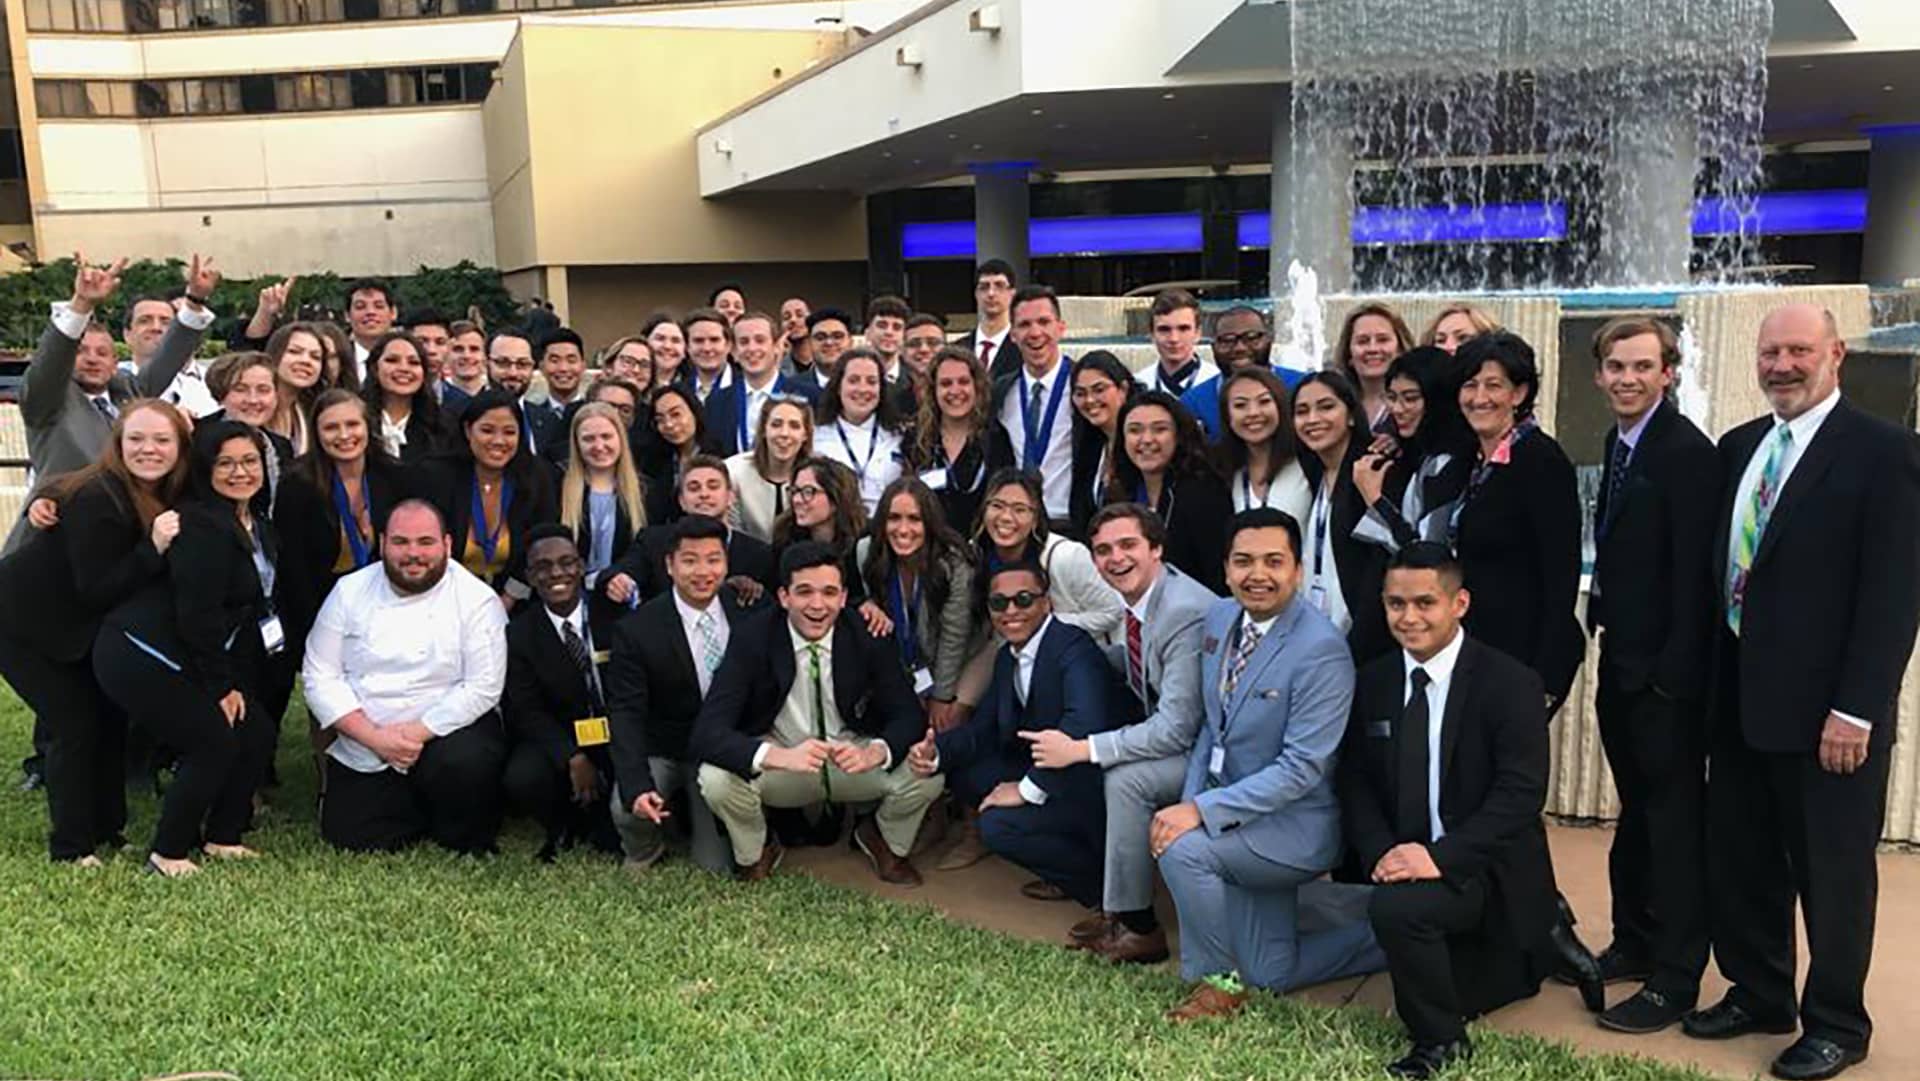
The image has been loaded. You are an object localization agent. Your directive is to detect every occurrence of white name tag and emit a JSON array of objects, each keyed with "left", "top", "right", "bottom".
[
  {"left": 1209, "top": 745, "right": 1226, "bottom": 778},
  {"left": 918, "top": 467, "right": 949, "bottom": 491},
  {"left": 259, "top": 614, "right": 286, "bottom": 655},
  {"left": 913, "top": 667, "right": 935, "bottom": 695}
]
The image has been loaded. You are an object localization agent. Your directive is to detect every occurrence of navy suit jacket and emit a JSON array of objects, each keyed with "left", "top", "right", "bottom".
[
  {"left": 704, "top": 375, "right": 821, "bottom": 458},
  {"left": 936, "top": 617, "right": 1115, "bottom": 801}
]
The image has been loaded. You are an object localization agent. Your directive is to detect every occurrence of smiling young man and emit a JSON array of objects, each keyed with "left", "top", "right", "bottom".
[
  {"left": 703, "top": 310, "right": 819, "bottom": 457},
  {"left": 344, "top": 278, "right": 397, "bottom": 384},
  {"left": 991, "top": 285, "right": 1077, "bottom": 526},
  {"left": 1582, "top": 317, "right": 1719, "bottom": 1035},
  {"left": 1135, "top": 289, "right": 1216, "bottom": 398}
]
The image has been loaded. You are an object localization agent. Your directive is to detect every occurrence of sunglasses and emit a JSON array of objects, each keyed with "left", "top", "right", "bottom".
[{"left": 987, "top": 590, "right": 1043, "bottom": 612}]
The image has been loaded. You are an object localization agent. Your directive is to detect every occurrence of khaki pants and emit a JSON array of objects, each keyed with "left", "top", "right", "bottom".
[{"left": 698, "top": 760, "right": 944, "bottom": 867}]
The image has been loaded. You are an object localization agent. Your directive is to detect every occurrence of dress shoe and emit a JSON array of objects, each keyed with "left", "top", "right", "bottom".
[
  {"left": 1164, "top": 982, "right": 1248, "bottom": 1023},
  {"left": 1095, "top": 925, "right": 1170, "bottom": 965},
  {"left": 935, "top": 816, "right": 989, "bottom": 871},
  {"left": 1548, "top": 918, "right": 1605, "bottom": 1013},
  {"left": 852, "top": 817, "right": 923, "bottom": 887},
  {"left": 1555, "top": 944, "right": 1653, "bottom": 986},
  {"left": 1681, "top": 996, "right": 1797, "bottom": 1040},
  {"left": 1067, "top": 912, "right": 1116, "bottom": 949},
  {"left": 736, "top": 837, "right": 785, "bottom": 882},
  {"left": 1020, "top": 879, "right": 1070, "bottom": 902},
  {"left": 1599, "top": 988, "right": 1694, "bottom": 1034},
  {"left": 622, "top": 842, "right": 667, "bottom": 874},
  {"left": 1770, "top": 1036, "right": 1867, "bottom": 1080},
  {"left": 1386, "top": 1038, "right": 1472, "bottom": 1080}
]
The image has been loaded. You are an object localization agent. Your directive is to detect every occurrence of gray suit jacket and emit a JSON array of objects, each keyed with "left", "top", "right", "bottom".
[
  {"left": 1183, "top": 593, "right": 1355, "bottom": 871},
  {"left": 18, "top": 315, "right": 202, "bottom": 482},
  {"left": 1088, "top": 564, "right": 1216, "bottom": 765}
]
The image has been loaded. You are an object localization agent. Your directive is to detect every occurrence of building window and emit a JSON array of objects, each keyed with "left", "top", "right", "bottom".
[
  {"left": 33, "top": 64, "right": 497, "bottom": 118},
  {"left": 21, "top": 0, "right": 716, "bottom": 29}
]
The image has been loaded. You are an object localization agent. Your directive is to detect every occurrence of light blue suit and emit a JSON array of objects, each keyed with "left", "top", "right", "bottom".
[{"left": 1157, "top": 593, "right": 1384, "bottom": 988}]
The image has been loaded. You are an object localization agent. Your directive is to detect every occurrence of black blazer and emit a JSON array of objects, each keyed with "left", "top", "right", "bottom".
[
  {"left": 1451, "top": 429, "right": 1584, "bottom": 703},
  {"left": 504, "top": 603, "right": 612, "bottom": 776},
  {"left": 1067, "top": 422, "right": 1113, "bottom": 539},
  {"left": 1150, "top": 470, "right": 1232, "bottom": 595},
  {"left": 0, "top": 473, "right": 167, "bottom": 661},
  {"left": 1339, "top": 636, "right": 1558, "bottom": 1016},
  {"left": 605, "top": 590, "right": 747, "bottom": 797},
  {"left": 570, "top": 487, "right": 644, "bottom": 631},
  {"left": 983, "top": 335, "right": 1021, "bottom": 382},
  {"left": 1590, "top": 402, "right": 1719, "bottom": 701},
  {"left": 272, "top": 459, "right": 410, "bottom": 638},
  {"left": 690, "top": 607, "right": 924, "bottom": 778},
  {"left": 611, "top": 520, "right": 776, "bottom": 606},
  {"left": 911, "top": 430, "right": 992, "bottom": 536},
  {"left": 703, "top": 376, "right": 821, "bottom": 458},
  {"left": 1712, "top": 399, "right": 1920, "bottom": 753},
  {"left": 516, "top": 397, "right": 565, "bottom": 470},
  {"left": 104, "top": 501, "right": 275, "bottom": 698},
  {"left": 935, "top": 617, "right": 1115, "bottom": 801},
  {"left": 1301, "top": 450, "right": 1393, "bottom": 665},
  {"left": 418, "top": 456, "right": 558, "bottom": 598}
]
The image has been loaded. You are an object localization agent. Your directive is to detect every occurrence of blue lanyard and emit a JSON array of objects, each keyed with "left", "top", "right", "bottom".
[
  {"left": 471, "top": 473, "right": 514, "bottom": 567},
  {"left": 1019, "top": 367, "right": 1068, "bottom": 471},
  {"left": 330, "top": 471, "right": 374, "bottom": 568},
  {"left": 836, "top": 420, "right": 879, "bottom": 482},
  {"left": 889, "top": 570, "right": 922, "bottom": 670}
]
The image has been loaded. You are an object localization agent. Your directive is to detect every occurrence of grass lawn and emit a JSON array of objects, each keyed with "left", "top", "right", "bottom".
[{"left": 0, "top": 686, "right": 1714, "bottom": 1081}]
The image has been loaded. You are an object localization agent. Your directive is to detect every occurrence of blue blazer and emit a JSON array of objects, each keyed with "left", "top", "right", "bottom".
[
  {"left": 1182, "top": 365, "right": 1308, "bottom": 442},
  {"left": 937, "top": 617, "right": 1114, "bottom": 801},
  {"left": 704, "top": 375, "right": 822, "bottom": 457},
  {"left": 1185, "top": 594, "right": 1354, "bottom": 871}
]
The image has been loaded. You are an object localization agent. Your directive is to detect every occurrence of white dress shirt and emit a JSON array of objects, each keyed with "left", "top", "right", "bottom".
[
  {"left": 1402, "top": 627, "right": 1464, "bottom": 843},
  {"left": 814, "top": 413, "right": 903, "bottom": 515},
  {"left": 693, "top": 364, "right": 735, "bottom": 404},
  {"left": 998, "top": 356, "right": 1075, "bottom": 519},
  {"left": 379, "top": 408, "right": 411, "bottom": 460},
  {"left": 1306, "top": 479, "right": 1352, "bottom": 634},
  {"left": 739, "top": 373, "right": 781, "bottom": 450},
  {"left": 1012, "top": 615, "right": 1056, "bottom": 805},
  {"left": 1231, "top": 460, "right": 1312, "bottom": 521},
  {"left": 303, "top": 561, "right": 509, "bottom": 773},
  {"left": 674, "top": 589, "right": 730, "bottom": 696},
  {"left": 972, "top": 325, "right": 1009, "bottom": 365}
]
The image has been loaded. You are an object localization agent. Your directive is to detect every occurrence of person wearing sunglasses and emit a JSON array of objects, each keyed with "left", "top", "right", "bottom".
[{"left": 909, "top": 559, "right": 1116, "bottom": 907}]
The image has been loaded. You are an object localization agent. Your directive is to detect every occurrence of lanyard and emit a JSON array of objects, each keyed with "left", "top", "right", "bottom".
[
  {"left": 1311, "top": 481, "right": 1332, "bottom": 577},
  {"left": 889, "top": 570, "right": 922, "bottom": 669},
  {"left": 1092, "top": 443, "right": 1110, "bottom": 506},
  {"left": 1019, "top": 367, "right": 1068, "bottom": 471},
  {"left": 1133, "top": 477, "right": 1176, "bottom": 521},
  {"left": 836, "top": 420, "right": 879, "bottom": 482},
  {"left": 471, "top": 472, "right": 514, "bottom": 567},
  {"left": 331, "top": 471, "right": 374, "bottom": 568}
]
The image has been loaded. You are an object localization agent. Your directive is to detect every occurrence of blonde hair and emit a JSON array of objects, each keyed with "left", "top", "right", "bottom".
[
  {"left": 559, "top": 402, "right": 647, "bottom": 541},
  {"left": 1419, "top": 303, "right": 1502, "bottom": 347}
]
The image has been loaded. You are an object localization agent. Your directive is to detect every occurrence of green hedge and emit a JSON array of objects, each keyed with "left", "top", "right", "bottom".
[{"left": 0, "top": 259, "right": 520, "bottom": 350}]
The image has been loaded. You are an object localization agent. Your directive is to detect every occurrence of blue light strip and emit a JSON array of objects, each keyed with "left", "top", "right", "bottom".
[
  {"left": 900, "top": 213, "right": 1205, "bottom": 260},
  {"left": 1692, "top": 189, "right": 1869, "bottom": 237}
]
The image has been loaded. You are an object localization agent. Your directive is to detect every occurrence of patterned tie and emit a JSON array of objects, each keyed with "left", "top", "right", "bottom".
[
  {"left": 92, "top": 396, "right": 117, "bottom": 423},
  {"left": 807, "top": 642, "right": 831, "bottom": 798},
  {"left": 696, "top": 608, "right": 723, "bottom": 692},
  {"left": 1602, "top": 436, "right": 1632, "bottom": 534},
  {"left": 1396, "top": 667, "right": 1433, "bottom": 843},
  {"left": 1728, "top": 423, "right": 1793, "bottom": 634},
  {"left": 1125, "top": 611, "right": 1148, "bottom": 709},
  {"left": 561, "top": 619, "right": 602, "bottom": 712},
  {"left": 1222, "top": 619, "right": 1264, "bottom": 698}
]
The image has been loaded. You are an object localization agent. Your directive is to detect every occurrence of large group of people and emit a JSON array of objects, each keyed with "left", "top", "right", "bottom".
[{"left": 2, "top": 249, "right": 1914, "bottom": 1081}]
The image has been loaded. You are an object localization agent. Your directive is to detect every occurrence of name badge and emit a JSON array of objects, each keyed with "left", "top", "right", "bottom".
[
  {"left": 912, "top": 667, "right": 935, "bottom": 695},
  {"left": 1308, "top": 584, "right": 1328, "bottom": 614},
  {"left": 258, "top": 614, "right": 286, "bottom": 655},
  {"left": 591, "top": 650, "right": 611, "bottom": 666},
  {"left": 573, "top": 716, "right": 611, "bottom": 747},
  {"left": 918, "top": 467, "right": 950, "bottom": 491},
  {"left": 1208, "top": 745, "right": 1226, "bottom": 778},
  {"left": 1367, "top": 720, "right": 1393, "bottom": 738}
]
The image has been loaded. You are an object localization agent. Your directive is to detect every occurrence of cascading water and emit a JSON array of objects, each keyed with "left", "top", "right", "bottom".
[{"left": 1286, "top": 0, "right": 1773, "bottom": 293}]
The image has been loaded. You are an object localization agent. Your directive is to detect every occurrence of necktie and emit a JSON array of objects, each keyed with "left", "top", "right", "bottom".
[
  {"left": 979, "top": 338, "right": 993, "bottom": 367},
  {"left": 92, "top": 396, "right": 117, "bottom": 423},
  {"left": 696, "top": 608, "right": 723, "bottom": 692},
  {"left": 1026, "top": 379, "right": 1046, "bottom": 457},
  {"left": 1602, "top": 436, "right": 1632, "bottom": 533},
  {"left": 1396, "top": 667, "right": 1433, "bottom": 843},
  {"left": 1125, "top": 611, "right": 1148, "bottom": 709},
  {"left": 807, "top": 642, "right": 831, "bottom": 797},
  {"left": 1728, "top": 423, "right": 1792, "bottom": 634},
  {"left": 1222, "top": 619, "right": 1263, "bottom": 698},
  {"left": 562, "top": 619, "right": 602, "bottom": 713}
]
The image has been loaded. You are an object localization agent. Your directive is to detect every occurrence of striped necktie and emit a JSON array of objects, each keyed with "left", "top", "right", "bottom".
[
  {"left": 1728, "top": 423, "right": 1792, "bottom": 634},
  {"left": 696, "top": 608, "right": 723, "bottom": 691},
  {"left": 1125, "top": 611, "right": 1148, "bottom": 709}
]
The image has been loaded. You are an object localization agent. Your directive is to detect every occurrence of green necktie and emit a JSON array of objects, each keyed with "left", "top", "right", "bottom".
[
  {"left": 1728, "top": 423, "right": 1792, "bottom": 634},
  {"left": 808, "top": 642, "right": 830, "bottom": 798}
]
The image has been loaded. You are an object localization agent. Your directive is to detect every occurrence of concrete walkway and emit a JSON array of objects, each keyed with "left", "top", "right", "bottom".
[{"left": 786, "top": 822, "right": 1918, "bottom": 1080}]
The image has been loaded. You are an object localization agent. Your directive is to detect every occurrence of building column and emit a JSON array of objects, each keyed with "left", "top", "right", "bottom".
[
  {"left": 543, "top": 265, "right": 571, "bottom": 324},
  {"left": 1863, "top": 126, "right": 1920, "bottom": 287},
  {"left": 1273, "top": 90, "right": 1354, "bottom": 295},
  {"left": 1597, "top": 106, "right": 1697, "bottom": 286},
  {"left": 972, "top": 163, "right": 1031, "bottom": 284},
  {"left": 1201, "top": 170, "right": 1239, "bottom": 285}
]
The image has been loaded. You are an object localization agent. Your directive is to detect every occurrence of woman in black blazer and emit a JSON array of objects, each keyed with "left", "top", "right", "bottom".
[
  {"left": 1107, "top": 390, "right": 1232, "bottom": 595},
  {"left": 360, "top": 331, "right": 445, "bottom": 466},
  {"left": 0, "top": 401, "right": 190, "bottom": 863},
  {"left": 418, "top": 390, "right": 558, "bottom": 613},
  {"left": 909, "top": 347, "right": 994, "bottom": 539},
  {"left": 640, "top": 384, "right": 723, "bottom": 525},
  {"left": 1448, "top": 331, "right": 1584, "bottom": 712},
  {"left": 1293, "top": 371, "right": 1392, "bottom": 664},
  {"left": 93, "top": 420, "right": 280, "bottom": 876}
]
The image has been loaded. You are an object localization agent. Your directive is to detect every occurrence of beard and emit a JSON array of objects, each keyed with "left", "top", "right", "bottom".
[{"left": 384, "top": 553, "right": 449, "bottom": 595}]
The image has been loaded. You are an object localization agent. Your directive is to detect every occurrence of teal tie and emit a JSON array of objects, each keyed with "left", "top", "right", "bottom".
[
  {"left": 1728, "top": 423, "right": 1792, "bottom": 634},
  {"left": 808, "top": 642, "right": 831, "bottom": 798}
]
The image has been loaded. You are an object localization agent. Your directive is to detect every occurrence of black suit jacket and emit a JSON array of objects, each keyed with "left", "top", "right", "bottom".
[
  {"left": 982, "top": 335, "right": 1021, "bottom": 383},
  {"left": 1339, "top": 636, "right": 1558, "bottom": 1016},
  {"left": 1713, "top": 398, "right": 1920, "bottom": 753},
  {"left": 703, "top": 376, "right": 820, "bottom": 458},
  {"left": 0, "top": 472, "right": 166, "bottom": 661},
  {"left": 104, "top": 501, "right": 275, "bottom": 697},
  {"left": 417, "top": 456, "right": 558, "bottom": 597},
  {"left": 1156, "top": 471, "right": 1232, "bottom": 595},
  {"left": 690, "top": 607, "right": 925, "bottom": 778},
  {"left": 611, "top": 519, "right": 775, "bottom": 605},
  {"left": 605, "top": 590, "right": 745, "bottom": 797},
  {"left": 272, "top": 460, "right": 410, "bottom": 638},
  {"left": 1452, "top": 429, "right": 1585, "bottom": 703},
  {"left": 504, "top": 603, "right": 613, "bottom": 775},
  {"left": 1590, "top": 401, "right": 1719, "bottom": 701}
]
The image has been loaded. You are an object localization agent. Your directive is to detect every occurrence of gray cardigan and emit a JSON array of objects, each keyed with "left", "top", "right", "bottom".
[{"left": 855, "top": 536, "right": 979, "bottom": 701}]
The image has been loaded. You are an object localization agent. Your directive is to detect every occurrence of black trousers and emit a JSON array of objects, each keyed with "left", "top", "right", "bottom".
[
  {"left": 320, "top": 715, "right": 505, "bottom": 855},
  {"left": 1369, "top": 877, "right": 1489, "bottom": 1044},
  {"left": 501, "top": 741, "right": 617, "bottom": 851},
  {"left": 1594, "top": 661, "right": 1709, "bottom": 999},
  {"left": 0, "top": 632, "right": 127, "bottom": 860},
  {"left": 92, "top": 631, "right": 272, "bottom": 860},
  {"left": 1708, "top": 728, "right": 1888, "bottom": 1050},
  {"left": 950, "top": 750, "right": 1105, "bottom": 908}
]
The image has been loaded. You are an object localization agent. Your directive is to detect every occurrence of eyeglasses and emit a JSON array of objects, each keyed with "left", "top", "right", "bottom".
[
  {"left": 1213, "top": 332, "right": 1269, "bottom": 349},
  {"left": 790, "top": 485, "right": 824, "bottom": 503},
  {"left": 987, "top": 590, "right": 1043, "bottom": 612},
  {"left": 985, "top": 498, "right": 1036, "bottom": 519},
  {"left": 214, "top": 455, "right": 263, "bottom": 475}
]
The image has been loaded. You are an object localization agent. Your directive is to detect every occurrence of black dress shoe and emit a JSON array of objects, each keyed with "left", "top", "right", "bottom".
[
  {"left": 1552, "top": 943, "right": 1652, "bottom": 985},
  {"left": 1771, "top": 1036, "right": 1866, "bottom": 1081},
  {"left": 1386, "top": 1038, "right": 1472, "bottom": 1079},
  {"left": 1681, "top": 996, "right": 1797, "bottom": 1040},
  {"left": 1599, "top": 988, "right": 1693, "bottom": 1034},
  {"left": 1548, "top": 918, "right": 1605, "bottom": 1013}
]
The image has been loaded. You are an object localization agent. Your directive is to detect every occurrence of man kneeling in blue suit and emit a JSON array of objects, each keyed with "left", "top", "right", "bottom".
[
  {"left": 909, "top": 561, "right": 1116, "bottom": 907},
  {"left": 1151, "top": 508, "right": 1385, "bottom": 1021}
]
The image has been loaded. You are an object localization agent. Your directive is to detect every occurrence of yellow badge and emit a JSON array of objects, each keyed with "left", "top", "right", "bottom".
[
  {"left": 591, "top": 650, "right": 611, "bottom": 666},
  {"left": 573, "top": 716, "right": 611, "bottom": 747}
]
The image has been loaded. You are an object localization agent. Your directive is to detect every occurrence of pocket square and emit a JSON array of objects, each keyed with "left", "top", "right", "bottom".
[
  {"left": 1367, "top": 720, "right": 1393, "bottom": 738},
  {"left": 1203, "top": 635, "right": 1221, "bottom": 654}
]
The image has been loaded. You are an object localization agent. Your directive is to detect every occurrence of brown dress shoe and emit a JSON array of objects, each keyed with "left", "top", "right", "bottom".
[
  {"left": 1097, "top": 925, "right": 1170, "bottom": 965},
  {"left": 853, "top": 817, "right": 924, "bottom": 887},
  {"left": 935, "top": 814, "right": 990, "bottom": 871},
  {"left": 736, "top": 837, "right": 784, "bottom": 882},
  {"left": 1020, "top": 879, "right": 1070, "bottom": 902},
  {"left": 1165, "top": 982, "right": 1249, "bottom": 1023},
  {"left": 1067, "top": 912, "right": 1116, "bottom": 948}
]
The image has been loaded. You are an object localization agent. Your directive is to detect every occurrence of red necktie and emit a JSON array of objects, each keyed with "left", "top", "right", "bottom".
[
  {"left": 979, "top": 337, "right": 993, "bottom": 366},
  {"left": 1125, "top": 611, "right": 1147, "bottom": 708}
]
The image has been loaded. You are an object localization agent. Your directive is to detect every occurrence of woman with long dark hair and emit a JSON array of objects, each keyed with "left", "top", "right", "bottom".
[
  {"left": 640, "top": 384, "right": 718, "bottom": 525},
  {"left": 857, "top": 477, "right": 979, "bottom": 729},
  {"left": 265, "top": 321, "right": 334, "bottom": 455},
  {"left": 94, "top": 420, "right": 281, "bottom": 876},
  {"left": 418, "top": 390, "right": 558, "bottom": 613},
  {"left": 814, "top": 348, "right": 906, "bottom": 515},
  {"left": 771, "top": 456, "right": 873, "bottom": 611},
  {"left": 912, "top": 347, "right": 992, "bottom": 536},
  {"left": 360, "top": 332, "right": 443, "bottom": 465},
  {"left": 1292, "top": 371, "right": 1390, "bottom": 662},
  {"left": 1108, "top": 391, "right": 1231, "bottom": 594},
  {"left": 0, "top": 401, "right": 190, "bottom": 864},
  {"left": 1217, "top": 366, "right": 1311, "bottom": 521},
  {"left": 1351, "top": 346, "right": 1474, "bottom": 552},
  {"left": 1067, "top": 350, "right": 1138, "bottom": 534}
]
